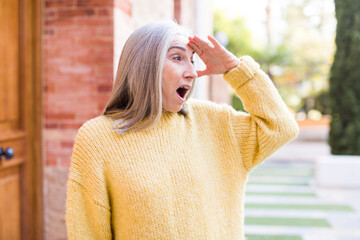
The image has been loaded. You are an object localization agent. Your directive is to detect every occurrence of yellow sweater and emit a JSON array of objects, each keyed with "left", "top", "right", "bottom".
[{"left": 66, "top": 56, "right": 299, "bottom": 239}]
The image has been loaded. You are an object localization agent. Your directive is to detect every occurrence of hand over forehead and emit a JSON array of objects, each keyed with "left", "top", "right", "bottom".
[{"left": 187, "top": 35, "right": 239, "bottom": 77}]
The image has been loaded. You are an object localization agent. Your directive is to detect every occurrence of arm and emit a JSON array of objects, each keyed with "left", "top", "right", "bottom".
[
  {"left": 223, "top": 56, "right": 299, "bottom": 171},
  {"left": 188, "top": 36, "right": 299, "bottom": 172},
  {"left": 66, "top": 124, "right": 112, "bottom": 239}
]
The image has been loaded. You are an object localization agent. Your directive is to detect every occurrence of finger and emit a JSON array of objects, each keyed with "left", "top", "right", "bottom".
[
  {"left": 192, "top": 35, "right": 213, "bottom": 49},
  {"left": 207, "top": 35, "right": 222, "bottom": 48},
  {"left": 188, "top": 37, "right": 202, "bottom": 50},
  {"left": 194, "top": 35, "right": 213, "bottom": 48},
  {"left": 187, "top": 41, "right": 202, "bottom": 55},
  {"left": 197, "top": 69, "right": 210, "bottom": 78}
]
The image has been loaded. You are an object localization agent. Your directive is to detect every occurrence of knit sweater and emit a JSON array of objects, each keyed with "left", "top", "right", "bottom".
[{"left": 66, "top": 56, "right": 299, "bottom": 239}]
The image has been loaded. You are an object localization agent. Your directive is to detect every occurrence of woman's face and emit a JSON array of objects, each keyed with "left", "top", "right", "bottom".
[{"left": 162, "top": 34, "right": 197, "bottom": 112}]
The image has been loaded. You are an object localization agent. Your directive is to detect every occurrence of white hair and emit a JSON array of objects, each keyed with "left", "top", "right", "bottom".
[{"left": 103, "top": 21, "right": 194, "bottom": 134}]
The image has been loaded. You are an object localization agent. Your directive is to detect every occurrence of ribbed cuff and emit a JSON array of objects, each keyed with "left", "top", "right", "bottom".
[{"left": 223, "top": 55, "right": 260, "bottom": 90}]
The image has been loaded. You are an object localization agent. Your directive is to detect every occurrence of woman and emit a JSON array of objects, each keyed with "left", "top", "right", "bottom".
[{"left": 66, "top": 21, "right": 299, "bottom": 239}]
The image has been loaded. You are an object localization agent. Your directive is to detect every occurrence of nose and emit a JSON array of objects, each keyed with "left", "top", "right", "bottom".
[{"left": 184, "top": 62, "right": 198, "bottom": 80}]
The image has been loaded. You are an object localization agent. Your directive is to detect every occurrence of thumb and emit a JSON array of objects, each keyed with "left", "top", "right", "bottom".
[{"left": 197, "top": 69, "right": 210, "bottom": 78}]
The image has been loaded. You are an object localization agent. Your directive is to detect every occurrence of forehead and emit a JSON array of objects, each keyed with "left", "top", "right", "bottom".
[
  {"left": 169, "top": 34, "right": 193, "bottom": 53},
  {"left": 171, "top": 34, "right": 188, "bottom": 45}
]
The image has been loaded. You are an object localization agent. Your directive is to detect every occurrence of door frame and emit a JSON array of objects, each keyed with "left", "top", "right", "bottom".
[{"left": 19, "top": 0, "right": 43, "bottom": 239}]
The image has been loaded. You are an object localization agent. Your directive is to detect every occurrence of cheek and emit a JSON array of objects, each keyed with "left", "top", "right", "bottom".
[
  {"left": 162, "top": 63, "right": 181, "bottom": 91},
  {"left": 161, "top": 67, "right": 173, "bottom": 100}
]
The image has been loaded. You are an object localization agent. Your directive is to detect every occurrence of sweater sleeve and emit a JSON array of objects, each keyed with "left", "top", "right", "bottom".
[
  {"left": 66, "top": 123, "right": 112, "bottom": 239},
  {"left": 223, "top": 56, "right": 299, "bottom": 172}
]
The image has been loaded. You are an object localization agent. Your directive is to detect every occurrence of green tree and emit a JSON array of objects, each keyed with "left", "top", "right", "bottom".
[
  {"left": 213, "top": 10, "right": 291, "bottom": 111},
  {"left": 279, "top": 0, "right": 335, "bottom": 112},
  {"left": 329, "top": 0, "right": 360, "bottom": 155},
  {"left": 214, "top": 2, "right": 335, "bottom": 112},
  {"left": 213, "top": 10, "right": 254, "bottom": 57}
]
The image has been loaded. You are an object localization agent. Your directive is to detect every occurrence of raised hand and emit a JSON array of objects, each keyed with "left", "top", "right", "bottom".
[{"left": 188, "top": 35, "right": 240, "bottom": 77}]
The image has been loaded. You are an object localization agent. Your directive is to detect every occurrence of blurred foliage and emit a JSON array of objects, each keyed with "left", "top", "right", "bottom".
[
  {"left": 213, "top": 10, "right": 254, "bottom": 57},
  {"left": 314, "top": 91, "right": 331, "bottom": 115},
  {"left": 298, "top": 91, "right": 331, "bottom": 120},
  {"left": 329, "top": 0, "right": 360, "bottom": 155},
  {"left": 231, "top": 93, "right": 246, "bottom": 113},
  {"left": 214, "top": 1, "right": 335, "bottom": 113}
]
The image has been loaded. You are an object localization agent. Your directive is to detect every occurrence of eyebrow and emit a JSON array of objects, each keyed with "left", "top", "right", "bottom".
[
  {"left": 168, "top": 45, "right": 195, "bottom": 54},
  {"left": 168, "top": 45, "right": 186, "bottom": 51}
]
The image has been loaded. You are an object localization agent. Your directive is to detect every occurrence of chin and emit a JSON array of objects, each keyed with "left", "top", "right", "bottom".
[{"left": 163, "top": 104, "right": 183, "bottom": 113}]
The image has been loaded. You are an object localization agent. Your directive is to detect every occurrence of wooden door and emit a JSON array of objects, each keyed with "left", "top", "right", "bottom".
[
  {"left": 0, "top": 0, "right": 42, "bottom": 239},
  {"left": 0, "top": 0, "right": 23, "bottom": 239}
]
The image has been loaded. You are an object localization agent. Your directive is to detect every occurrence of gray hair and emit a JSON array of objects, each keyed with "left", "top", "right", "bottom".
[{"left": 103, "top": 21, "right": 193, "bottom": 134}]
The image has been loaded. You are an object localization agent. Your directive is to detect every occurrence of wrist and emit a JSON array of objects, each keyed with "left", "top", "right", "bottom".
[{"left": 225, "top": 58, "right": 240, "bottom": 73}]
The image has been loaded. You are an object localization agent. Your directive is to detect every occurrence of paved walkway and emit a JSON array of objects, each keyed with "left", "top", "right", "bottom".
[{"left": 243, "top": 129, "right": 360, "bottom": 240}]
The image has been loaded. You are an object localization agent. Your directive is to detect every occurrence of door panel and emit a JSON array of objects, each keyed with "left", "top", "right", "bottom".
[
  {"left": 0, "top": 0, "right": 25, "bottom": 239},
  {"left": 0, "top": 0, "right": 19, "bottom": 125},
  {"left": 0, "top": 168, "right": 21, "bottom": 240}
]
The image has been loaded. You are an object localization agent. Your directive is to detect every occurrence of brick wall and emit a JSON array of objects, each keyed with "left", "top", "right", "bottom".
[
  {"left": 44, "top": 0, "right": 114, "bottom": 168},
  {"left": 43, "top": 0, "right": 115, "bottom": 238}
]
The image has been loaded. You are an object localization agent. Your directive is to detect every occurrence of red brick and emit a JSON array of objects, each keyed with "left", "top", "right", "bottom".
[
  {"left": 98, "top": 105, "right": 106, "bottom": 113},
  {"left": 76, "top": 113, "right": 101, "bottom": 121},
  {"left": 57, "top": 26, "right": 97, "bottom": 37},
  {"left": 45, "top": 17, "right": 75, "bottom": 26},
  {"left": 44, "top": 83, "right": 57, "bottom": 93},
  {"left": 49, "top": 48, "right": 95, "bottom": 60},
  {"left": 46, "top": 57, "right": 73, "bottom": 65},
  {"left": 72, "top": 54, "right": 113, "bottom": 64},
  {"left": 96, "top": 26, "right": 113, "bottom": 36},
  {"left": 97, "top": 84, "right": 112, "bottom": 93},
  {"left": 58, "top": 8, "right": 95, "bottom": 18},
  {"left": 96, "top": 95, "right": 111, "bottom": 106},
  {"left": 45, "top": 154, "right": 58, "bottom": 166},
  {"left": 45, "top": 122, "right": 58, "bottom": 129},
  {"left": 76, "top": 17, "right": 113, "bottom": 26},
  {"left": 49, "top": 148, "right": 73, "bottom": 157},
  {"left": 44, "top": 39, "right": 75, "bottom": 48},
  {"left": 77, "top": 0, "right": 113, "bottom": 7},
  {"left": 55, "top": 105, "right": 88, "bottom": 114},
  {"left": 58, "top": 65, "right": 94, "bottom": 75},
  {"left": 45, "top": 10, "right": 58, "bottom": 24},
  {"left": 96, "top": 7, "right": 112, "bottom": 16},
  {"left": 46, "top": 141, "right": 59, "bottom": 149},
  {"left": 46, "top": 113, "right": 76, "bottom": 120},
  {"left": 46, "top": 10, "right": 57, "bottom": 17},
  {"left": 74, "top": 37, "right": 112, "bottom": 47},
  {"left": 44, "top": 28, "right": 55, "bottom": 36},
  {"left": 95, "top": 45, "right": 113, "bottom": 53},
  {"left": 60, "top": 159, "right": 71, "bottom": 168},
  {"left": 43, "top": 74, "right": 73, "bottom": 84},
  {"left": 61, "top": 141, "right": 75, "bottom": 148},
  {"left": 45, "top": 0, "right": 75, "bottom": 8},
  {"left": 61, "top": 122, "right": 85, "bottom": 129},
  {"left": 75, "top": 53, "right": 113, "bottom": 65},
  {"left": 96, "top": 65, "right": 113, "bottom": 74}
]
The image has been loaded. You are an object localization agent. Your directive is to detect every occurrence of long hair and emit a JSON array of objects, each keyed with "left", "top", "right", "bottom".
[{"left": 103, "top": 21, "right": 193, "bottom": 134}]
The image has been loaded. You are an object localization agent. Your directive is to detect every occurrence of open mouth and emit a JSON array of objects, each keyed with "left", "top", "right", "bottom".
[{"left": 176, "top": 86, "right": 190, "bottom": 99}]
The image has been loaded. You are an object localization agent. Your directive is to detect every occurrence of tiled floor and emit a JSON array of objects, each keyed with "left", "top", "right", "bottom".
[{"left": 244, "top": 161, "right": 360, "bottom": 240}]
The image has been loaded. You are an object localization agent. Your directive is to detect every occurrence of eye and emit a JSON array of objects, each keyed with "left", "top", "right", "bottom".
[
  {"left": 191, "top": 60, "right": 195, "bottom": 65},
  {"left": 172, "top": 55, "right": 182, "bottom": 61}
]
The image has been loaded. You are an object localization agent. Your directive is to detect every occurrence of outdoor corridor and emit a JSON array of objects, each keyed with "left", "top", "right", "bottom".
[{"left": 243, "top": 138, "right": 360, "bottom": 240}]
